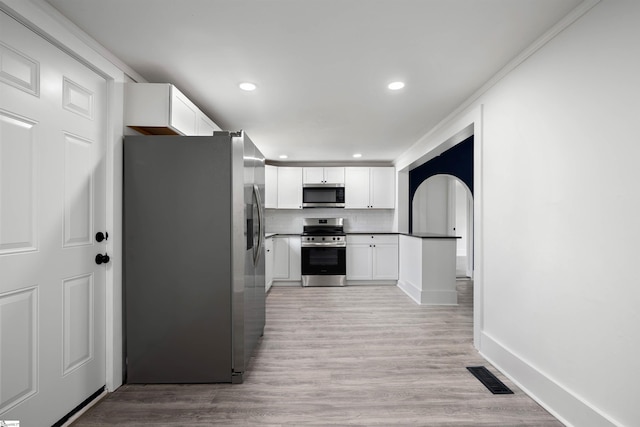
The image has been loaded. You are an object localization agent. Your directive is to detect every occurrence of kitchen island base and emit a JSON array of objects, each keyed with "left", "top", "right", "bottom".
[{"left": 397, "top": 234, "right": 459, "bottom": 305}]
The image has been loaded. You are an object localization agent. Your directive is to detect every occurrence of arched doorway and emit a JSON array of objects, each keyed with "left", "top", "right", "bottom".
[
  {"left": 407, "top": 134, "right": 473, "bottom": 277},
  {"left": 412, "top": 175, "right": 473, "bottom": 277}
]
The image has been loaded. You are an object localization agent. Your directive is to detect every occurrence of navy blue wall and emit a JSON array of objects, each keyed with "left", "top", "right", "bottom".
[{"left": 408, "top": 135, "right": 473, "bottom": 232}]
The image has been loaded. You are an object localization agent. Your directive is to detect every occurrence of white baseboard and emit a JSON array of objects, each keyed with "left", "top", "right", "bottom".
[
  {"left": 421, "top": 289, "right": 457, "bottom": 305},
  {"left": 480, "top": 332, "right": 620, "bottom": 427},
  {"left": 346, "top": 280, "right": 397, "bottom": 286},
  {"left": 397, "top": 280, "right": 458, "bottom": 305},
  {"left": 397, "top": 280, "right": 421, "bottom": 304},
  {"left": 271, "top": 281, "right": 302, "bottom": 287}
]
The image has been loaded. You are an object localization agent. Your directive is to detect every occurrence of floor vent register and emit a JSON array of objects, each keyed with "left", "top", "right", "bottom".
[{"left": 466, "top": 366, "right": 514, "bottom": 394}]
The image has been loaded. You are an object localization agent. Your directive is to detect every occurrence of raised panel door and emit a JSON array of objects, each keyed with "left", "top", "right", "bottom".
[{"left": 0, "top": 11, "right": 107, "bottom": 426}]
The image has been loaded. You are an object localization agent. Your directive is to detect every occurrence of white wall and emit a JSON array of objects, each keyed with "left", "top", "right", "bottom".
[
  {"left": 412, "top": 175, "right": 449, "bottom": 234},
  {"left": 396, "top": 1, "right": 640, "bottom": 425},
  {"left": 454, "top": 180, "right": 468, "bottom": 257}
]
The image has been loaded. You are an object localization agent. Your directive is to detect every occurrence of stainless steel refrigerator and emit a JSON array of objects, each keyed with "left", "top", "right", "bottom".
[{"left": 124, "top": 131, "right": 265, "bottom": 384}]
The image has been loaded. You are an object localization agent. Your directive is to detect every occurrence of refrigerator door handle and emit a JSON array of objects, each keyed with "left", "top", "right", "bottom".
[{"left": 253, "top": 184, "right": 264, "bottom": 266}]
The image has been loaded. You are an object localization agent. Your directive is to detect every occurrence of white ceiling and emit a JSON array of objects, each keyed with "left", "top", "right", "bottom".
[{"left": 45, "top": 0, "right": 583, "bottom": 163}]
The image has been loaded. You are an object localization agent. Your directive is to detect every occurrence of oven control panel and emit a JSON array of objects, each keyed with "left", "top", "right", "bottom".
[
  {"left": 303, "top": 236, "right": 345, "bottom": 242},
  {"left": 301, "top": 235, "right": 346, "bottom": 247}
]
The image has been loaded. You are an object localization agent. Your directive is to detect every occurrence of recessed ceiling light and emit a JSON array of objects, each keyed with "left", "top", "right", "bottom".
[
  {"left": 279, "top": 154, "right": 288, "bottom": 159},
  {"left": 239, "top": 82, "right": 257, "bottom": 91},
  {"left": 388, "top": 81, "right": 405, "bottom": 90},
  {"left": 352, "top": 153, "right": 362, "bottom": 158}
]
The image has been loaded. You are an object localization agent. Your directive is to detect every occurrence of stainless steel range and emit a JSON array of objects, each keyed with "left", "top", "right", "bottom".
[{"left": 301, "top": 218, "right": 346, "bottom": 287}]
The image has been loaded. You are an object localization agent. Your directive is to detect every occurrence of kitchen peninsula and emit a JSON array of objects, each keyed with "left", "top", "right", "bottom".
[
  {"left": 397, "top": 233, "right": 460, "bottom": 305},
  {"left": 267, "top": 226, "right": 460, "bottom": 306}
]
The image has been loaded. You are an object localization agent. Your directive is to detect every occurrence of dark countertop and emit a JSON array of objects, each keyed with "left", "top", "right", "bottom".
[
  {"left": 267, "top": 232, "right": 459, "bottom": 239},
  {"left": 347, "top": 232, "right": 459, "bottom": 239},
  {"left": 265, "top": 233, "right": 300, "bottom": 238},
  {"left": 400, "top": 232, "right": 460, "bottom": 239},
  {"left": 345, "top": 231, "right": 397, "bottom": 235}
]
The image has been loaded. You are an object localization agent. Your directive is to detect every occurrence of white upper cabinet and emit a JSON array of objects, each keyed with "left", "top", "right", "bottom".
[
  {"left": 344, "top": 167, "right": 370, "bottom": 208},
  {"left": 268, "top": 165, "right": 393, "bottom": 209},
  {"left": 196, "top": 113, "right": 221, "bottom": 136},
  {"left": 277, "top": 167, "right": 303, "bottom": 209},
  {"left": 303, "top": 167, "right": 324, "bottom": 184},
  {"left": 125, "top": 83, "right": 220, "bottom": 136},
  {"left": 303, "top": 167, "right": 345, "bottom": 184},
  {"left": 265, "top": 165, "right": 278, "bottom": 209},
  {"left": 370, "top": 167, "right": 396, "bottom": 208},
  {"left": 324, "top": 167, "right": 345, "bottom": 184},
  {"left": 345, "top": 167, "right": 395, "bottom": 209},
  {"left": 169, "top": 86, "right": 198, "bottom": 135}
]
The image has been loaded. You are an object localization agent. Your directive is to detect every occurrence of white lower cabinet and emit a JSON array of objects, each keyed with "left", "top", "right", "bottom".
[
  {"left": 372, "top": 242, "right": 399, "bottom": 280},
  {"left": 347, "top": 235, "right": 398, "bottom": 281},
  {"left": 265, "top": 237, "right": 274, "bottom": 292},
  {"left": 272, "top": 236, "right": 301, "bottom": 283},
  {"left": 346, "top": 243, "right": 373, "bottom": 280}
]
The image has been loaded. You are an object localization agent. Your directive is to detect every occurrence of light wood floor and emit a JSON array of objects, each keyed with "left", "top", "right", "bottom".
[{"left": 71, "top": 281, "right": 562, "bottom": 426}]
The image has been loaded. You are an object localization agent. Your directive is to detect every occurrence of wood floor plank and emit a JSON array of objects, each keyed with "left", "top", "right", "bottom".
[{"left": 71, "top": 281, "right": 563, "bottom": 426}]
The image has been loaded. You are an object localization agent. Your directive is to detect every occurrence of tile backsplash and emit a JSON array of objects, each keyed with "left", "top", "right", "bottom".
[{"left": 265, "top": 208, "right": 395, "bottom": 234}]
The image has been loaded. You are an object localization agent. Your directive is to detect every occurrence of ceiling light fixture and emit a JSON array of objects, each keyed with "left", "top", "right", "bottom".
[
  {"left": 279, "top": 154, "right": 288, "bottom": 159},
  {"left": 388, "top": 81, "right": 405, "bottom": 90},
  {"left": 239, "top": 82, "right": 257, "bottom": 91},
  {"left": 353, "top": 153, "right": 362, "bottom": 158}
]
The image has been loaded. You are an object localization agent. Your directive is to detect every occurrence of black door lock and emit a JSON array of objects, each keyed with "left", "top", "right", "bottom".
[
  {"left": 96, "top": 231, "right": 109, "bottom": 242},
  {"left": 95, "top": 253, "right": 110, "bottom": 265}
]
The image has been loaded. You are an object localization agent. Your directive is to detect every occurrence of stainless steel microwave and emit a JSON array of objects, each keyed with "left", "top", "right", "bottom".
[{"left": 302, "top": 184, "right": 345, "bottom": 208}]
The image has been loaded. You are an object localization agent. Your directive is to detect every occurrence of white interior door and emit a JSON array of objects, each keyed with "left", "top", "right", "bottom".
[{"left": 0, "top": 11, "right": 107, "bottom": 426}]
